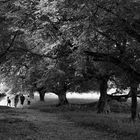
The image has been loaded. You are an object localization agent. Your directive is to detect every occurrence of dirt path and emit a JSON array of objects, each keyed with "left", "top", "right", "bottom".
[{"left": 9, "top": 108, "right": 118, "bottom": 140}]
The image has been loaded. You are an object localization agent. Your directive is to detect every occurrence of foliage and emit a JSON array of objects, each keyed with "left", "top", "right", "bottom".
[{"left": 0, "top": 0, "right": 140, "bottom": 120}]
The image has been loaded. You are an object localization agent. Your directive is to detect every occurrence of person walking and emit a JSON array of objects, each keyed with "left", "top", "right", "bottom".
[
  {"left": 14, "top": 94, "right": 19, "bottom": 108},
  {"left": 20, "top": 94, "right": 25, "bottom": 106},
  {"left": 7, "top": 97, "right": 11, "bottom": 107}
]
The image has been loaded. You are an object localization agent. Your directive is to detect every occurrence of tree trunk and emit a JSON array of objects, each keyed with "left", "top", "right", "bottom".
[
  {"left": 97, "top": 77, "right": 108, "bottom": 113},
  {"left": 130, "top": 82, "right": 138, "bottom": 121},
  {"left": 57, "top": 92, "right": 68, "bottom": 106},
  {"left": 39, "top": 92, "right": 45, "bottom": 101}
]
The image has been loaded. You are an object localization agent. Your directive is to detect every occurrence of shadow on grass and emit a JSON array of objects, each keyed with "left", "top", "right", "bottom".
[
  {"left": 0, "top": 106, "right": 39, "bottom": 140},
  {"left": 0, "top": 117, "right": 38, "bottom": 140},
  {"left": 28, "top": 100, "right": 131, "bottom": 114},
  {"left": 28, "top": 101, "right": 140, "bottom": 140}
]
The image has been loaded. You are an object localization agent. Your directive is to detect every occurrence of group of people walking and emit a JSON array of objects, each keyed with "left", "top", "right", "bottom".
[{"left": 7, "top": 94, "right": 31, "bottom": 107}]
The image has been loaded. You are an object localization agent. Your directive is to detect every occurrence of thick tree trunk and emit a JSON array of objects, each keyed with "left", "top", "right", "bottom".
[
  {"left": 39, "top": 92, "right": 45, "bottom": 101},
  {"left": 97, "top": 77, "right": 108, "bottom": 113},
  {"left": 130, "top": 82, "right": 138, "bottom": 121},
  {"left": 37, "top": 87, "right": 45, "bottom": 102},
  {"left": 57, "top": 92, "right": 68, "bottom": 106}
]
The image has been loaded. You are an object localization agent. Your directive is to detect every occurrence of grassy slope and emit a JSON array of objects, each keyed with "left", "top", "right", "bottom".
[
  {"left": 0, "top": 98, "right": 140, "bottom": 140},
  {"left": 0, "top": 107, "right": 39, "bottom": 140},
  {"left": 0, "top": 105, "right": 118, "bottom": 140},
  {"left": 30, "top": 99, "right": 140, "bottom": 140}
]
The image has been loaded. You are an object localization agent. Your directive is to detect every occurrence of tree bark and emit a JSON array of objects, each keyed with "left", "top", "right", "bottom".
[
  {"left": 97, "top": 77, "right": 108, "bottom": 113},
  {"left": 57, "top": 92, "right": 68, "bottom": 106},
  {"left": 130, "top": 82, "right": 138, "bottom": 121},
  {"left": 39, "top": 92, "right": 45, "bottom": 101}
]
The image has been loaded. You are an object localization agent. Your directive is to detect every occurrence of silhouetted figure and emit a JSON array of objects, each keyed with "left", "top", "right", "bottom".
[
  {"left": 27, "top": 95, "right": 31, "bottom": 105},
  {"left": 14, "top": 95, "right": 19, "bottom": 108},
  {"left": 7, "top": 97, "right": 11, "bottom": 107},
  {"left": 20, "top": 94, "right": 25, "bottom": 106}
]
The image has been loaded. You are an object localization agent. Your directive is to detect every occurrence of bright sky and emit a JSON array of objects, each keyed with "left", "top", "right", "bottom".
[{"left": 0, "top": 83, "right": 7, "bottom": 92}]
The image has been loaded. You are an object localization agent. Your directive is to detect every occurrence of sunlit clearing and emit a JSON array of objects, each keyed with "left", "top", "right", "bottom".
[{"left": 67, "top": 92, "right": 100, "bottom": 99}]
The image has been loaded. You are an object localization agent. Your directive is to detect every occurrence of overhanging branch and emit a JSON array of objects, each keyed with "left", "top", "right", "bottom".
[
  {"left": 85, "top": 50, "right": 140, "bottom": 82},
  {"left": 97, "top": 4, "right": 140, "bottom": 43}
]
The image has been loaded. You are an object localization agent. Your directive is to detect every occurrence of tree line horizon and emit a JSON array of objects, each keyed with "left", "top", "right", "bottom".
[{"left": 0, "top": 0, "right": 140, "bottom": 121}]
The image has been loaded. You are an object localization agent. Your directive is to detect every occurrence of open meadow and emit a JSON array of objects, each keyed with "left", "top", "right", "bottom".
[{"left": 0, "top": 93, "right": 140, "bottom": 140}]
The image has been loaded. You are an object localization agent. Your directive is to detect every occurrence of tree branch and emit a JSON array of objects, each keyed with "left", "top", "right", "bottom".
[
  {"left": 97, "top": 4, "right": 140, "bottom": 43},
  {"left": 85, "top": 50, "right": 140, "bottom": 82}
]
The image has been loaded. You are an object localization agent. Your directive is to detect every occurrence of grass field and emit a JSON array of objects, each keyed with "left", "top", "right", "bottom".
[
  {"left": 28, "top": 97, "right": 140, "bottom": 140},
  {"left": 0, "top": 93, "right": 140, "bottom": 140}
]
